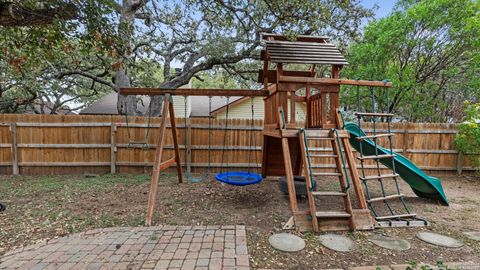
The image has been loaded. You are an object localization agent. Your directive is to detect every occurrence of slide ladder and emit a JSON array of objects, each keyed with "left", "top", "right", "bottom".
[
  {"left": 299, "top": 129, "right": 355, "bottom": 232},
  {"left": 353, "top": 86, "right": 427, "bottom": 227}
]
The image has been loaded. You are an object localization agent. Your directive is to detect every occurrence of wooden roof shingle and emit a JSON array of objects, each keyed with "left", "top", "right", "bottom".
[{"left": 266, "top": 40, "right": 348, "bottom": 65}]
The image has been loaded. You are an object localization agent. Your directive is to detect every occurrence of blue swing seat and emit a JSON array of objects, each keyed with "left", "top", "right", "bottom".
[{"left": 215, "top": 171, "right": 263, "bottom": 186}]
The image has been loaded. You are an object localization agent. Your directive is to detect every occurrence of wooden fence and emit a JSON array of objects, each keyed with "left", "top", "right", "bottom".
[{"left": 0, "top": 114, "right": 476, "bottom": 175}]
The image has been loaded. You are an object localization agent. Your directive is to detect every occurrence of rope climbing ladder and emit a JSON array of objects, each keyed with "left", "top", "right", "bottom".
[{"left": 355, "top": 84, "right": 427, "bottom": 227}]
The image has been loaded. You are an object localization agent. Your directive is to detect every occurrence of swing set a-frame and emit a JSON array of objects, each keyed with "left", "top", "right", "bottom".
[{"left": 119, "top": 34, "right": 418, "bottom": 231}]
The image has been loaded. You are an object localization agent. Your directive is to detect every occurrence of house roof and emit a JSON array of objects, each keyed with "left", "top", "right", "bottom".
[
  {"left": 80, "top": 92, "right": 150, "bottom": 115},
  {"left": 80, "top": 92, "right": 242, "bottom": 117},
  {"left": 190, "top": 96, "right": 242, "bottom": 117}
]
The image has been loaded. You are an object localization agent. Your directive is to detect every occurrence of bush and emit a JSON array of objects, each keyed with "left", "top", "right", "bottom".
[{"left": 454, "top": 102, "right": 480, "bottom": 174}]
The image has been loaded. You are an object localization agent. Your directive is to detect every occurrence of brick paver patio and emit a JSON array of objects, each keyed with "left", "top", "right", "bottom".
[{"left": 0, "top": 225, "right": 250, "bottom": 270}]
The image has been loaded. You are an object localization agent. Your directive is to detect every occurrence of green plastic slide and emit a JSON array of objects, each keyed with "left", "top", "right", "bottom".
[{"left": 344, "top": 122, "right": 449, "bottom": 205}]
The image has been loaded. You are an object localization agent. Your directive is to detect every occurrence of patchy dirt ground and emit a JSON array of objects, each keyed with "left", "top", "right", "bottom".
[{"left": 0, "top": 173, "right": 479, "bottom": 269}]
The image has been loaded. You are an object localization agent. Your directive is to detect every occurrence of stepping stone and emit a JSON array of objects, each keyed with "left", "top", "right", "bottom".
[
  {"left": 368, "top": 234, "right": 411, "bottom": 251},
  {"left": 318, "top": 233, "right": 355, "bottom": 252},
  {"left": 463, "top": 231, "right": 480, "bottom": 241},
  {"left": 416, "top": 232, "right": 463, "bottom": 248},
  {"left": 268, "top": 233, "right": 305, "bottom": 252}
]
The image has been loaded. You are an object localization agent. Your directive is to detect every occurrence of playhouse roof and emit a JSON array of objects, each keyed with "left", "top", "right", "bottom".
[{"left": 265, "top": 40, "right": 348, "bottom": 65}]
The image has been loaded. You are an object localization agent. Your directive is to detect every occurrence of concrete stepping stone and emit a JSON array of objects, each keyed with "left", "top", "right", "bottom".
[
  {"left": 368, "top": 234, "right": 411, "bottom": 251},
  {"left": 463, "top": 231, "right": 480, "bottom": 241},
  {"left": 268, "top": 233, "right": 305, "bottom": 252},
  {"left": 318, "top": 233, "right": 355, "bottom": 252},
  {"left": 416, "top": 232, "right": 463, "bottom": 248}
]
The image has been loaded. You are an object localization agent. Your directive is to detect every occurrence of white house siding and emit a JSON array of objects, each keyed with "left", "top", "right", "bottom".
[
  {"left": 172, "top": 96, "right": 190, "bottom": 118},
  {"left": 215, "top": 96, "right": 306, "bottom": 121}
]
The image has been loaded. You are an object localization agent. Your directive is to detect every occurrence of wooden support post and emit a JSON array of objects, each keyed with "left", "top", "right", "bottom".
[
  {"left": 145, "top": 94, "right": 171, "bottom": 226},
  {"left": 169, "top": 102, "right": 183, "bottom": 183},
  {"left": 290, "top": 92, "right": 296, "bottom": 125},
  {"left": 299, "top": 131, "right": 319, "bottom": 231},
  {"left": 456, "top": 152, "right": 463, "bottom": 175},
  {"left": 335, "top": 111, "right": 368, "bottom": 209},
  {"left": 282, "top": 137, "right": 298, "bottom": 214},
  {"left": 306, "top": 84, "right": 311, "bottom": 128},
  {"left": 110, "top": 122, "right": 116, "bottom": 174},
  {"left": 402, "top": 129, "right": 409, "bottom": 155},
  {"left": 186, "top": 117, "right": 192, "bottom": 175},
  {"left": 330, "top": 130, "right": 355, "bottom": 230},
  {"left": 10, "top": 123, "right": 18, "bottom": 175}
]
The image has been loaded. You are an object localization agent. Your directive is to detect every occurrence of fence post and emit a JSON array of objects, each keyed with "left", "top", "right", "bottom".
[
  {"left": 10, "top": 123, "right": 19, "bottom": 175},
  {"left": 110, "top": 122, "right": 116, "bottom": 174},
  {"left": 456, "top": 151, "right": 463, "bottom": 175},
  {"left": 186, "top": 117, "right": 192, "bottom": 174},
  {"left": 402, "top": 129, "right": 409, "bottom": 155}
]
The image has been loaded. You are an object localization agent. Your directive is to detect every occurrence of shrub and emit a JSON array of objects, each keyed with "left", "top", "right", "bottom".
[{"left": 454, "top": 102, "right": 480, "bottom": 174}]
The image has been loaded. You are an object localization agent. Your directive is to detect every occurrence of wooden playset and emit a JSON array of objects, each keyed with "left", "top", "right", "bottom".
[{"left": 119, "top": 34, "right": 436, "bottom": 231}]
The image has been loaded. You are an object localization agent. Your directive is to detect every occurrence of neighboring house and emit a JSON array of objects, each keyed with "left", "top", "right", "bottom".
[
  {"left": 80, "top": 92, "right": 307, "bottom": 121},
  {"left": 211, "top": 96, "right": 306, "bottom": 121}
]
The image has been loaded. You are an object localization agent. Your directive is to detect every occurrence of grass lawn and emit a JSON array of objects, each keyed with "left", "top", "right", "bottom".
[{"left": 0, "top": 173, "right": 479, "bottom": 269}]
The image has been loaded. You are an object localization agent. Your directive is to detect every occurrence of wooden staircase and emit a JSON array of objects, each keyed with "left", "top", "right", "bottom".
[{"left": 299, "top": 129, "right": 356, "bottom": 232}]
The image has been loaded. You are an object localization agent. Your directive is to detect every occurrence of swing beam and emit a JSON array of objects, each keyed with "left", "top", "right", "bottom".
[{"left": 119, "top": 88, "right": 269, "bottom": 96}]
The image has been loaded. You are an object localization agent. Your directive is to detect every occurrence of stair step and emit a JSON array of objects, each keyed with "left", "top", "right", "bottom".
[
  {"left": 309, "top": 154, "right": 338, "bottom": 158},
  {"left": 355, "top": 133, "right": 394, "bottom": 141},
  {"left": 355, "top": 112, "right": 395, "bottom": 117},
  {"left": 375, "top": 213, "right": 417, "bottom": 220},
  {"left": 357, "top": 154, "right": 395, "bottom": 160},
  {"left": 360, "top": 174, "right": 399, "bottom": 181},
  {"left": 311, "top": 191, "right": 347, "bottom": 197},
  {"left": 312, "top": 172, "right": 342, "bottom": 177},
  {"left": 367, "top": 194, "right": 404, "bottom": 203},
  {"left": 316, "top": 211, "right": 351, "bottom": 218}
]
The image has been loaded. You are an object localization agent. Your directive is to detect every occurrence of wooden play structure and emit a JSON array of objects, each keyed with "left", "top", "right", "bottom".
[{"left": 119, "top": 34, "right": 430, "bottom": 231}]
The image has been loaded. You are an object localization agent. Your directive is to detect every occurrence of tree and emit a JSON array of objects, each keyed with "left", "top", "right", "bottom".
[
  {"left": 1, "top": 0, "right": 374, "bottom": 115},
  {"left": 0, "top": 0, "right": 118, "bottom": 114},
  {"left": 342, "top": 0, "right": 480, "bottom": 122},
  {"left": 0, "top": 2, "right": 78, "bottom": 27}
]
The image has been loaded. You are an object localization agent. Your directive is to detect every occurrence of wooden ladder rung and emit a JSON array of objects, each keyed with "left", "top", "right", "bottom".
[
  {"left": 311, "top": 191, "right": 347, "bottom": 197},
  {"left": 367, "top": 194, "right": 404, "bottom": 203},
  {"left": 355, "top": 133, "right": 394, "bottom": 140},
  {"left": 375, "top": 213, "right": 417, "bottom": 220},
  {"left": 304, "top": 129, "right": 349, "bottom": 139},
  {"left": 360, "top": 173, "right": 399, "bottom": 181},
  {"left": 313, "top": 172, "right": 342, "bottom": 177},
  {"left": 316, "top": 211, "right": 351, "bottom": 218},
  {"left": 357, "top": 154, "right": 395, "bottom": 160},
  {"left": 307, "top": 137, "right": 334, "bottom": 141},
  {"left": 355, "top": 112, "right": 395, "bottom": 117},
  {"left": 309, "top": 154, "right": 338, "bottom": 158}
]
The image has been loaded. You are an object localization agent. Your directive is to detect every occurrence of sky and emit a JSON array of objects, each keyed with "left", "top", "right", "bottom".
[{"left": 360, "top": 0, "right": 397, "bottom": 18}]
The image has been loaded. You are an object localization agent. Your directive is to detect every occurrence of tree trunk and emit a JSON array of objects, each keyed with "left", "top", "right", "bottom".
[
  {"left": 115, "top": 0, "right": 147, "bottom": 115},
  {"left": 150, "top": 96, "right": 164, "bottom": 117},
  {"left": 149, "top": 78, "right": 189, "bottom": 116},
  {"left": 116, "top": 69, "right": 137, "bottom": 115}
]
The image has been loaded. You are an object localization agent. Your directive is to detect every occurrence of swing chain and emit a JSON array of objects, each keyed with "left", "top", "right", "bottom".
[{"left": 124, "top": 96, "right": 153, "bottom": 150}]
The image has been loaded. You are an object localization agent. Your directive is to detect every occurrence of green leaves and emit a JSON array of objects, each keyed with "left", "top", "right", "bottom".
[
  {"left": 343, "top": 0, "right": 480, "bottom": 122},
  {"left": 454, "top": 102, "right": 480, "bottom": 173}
]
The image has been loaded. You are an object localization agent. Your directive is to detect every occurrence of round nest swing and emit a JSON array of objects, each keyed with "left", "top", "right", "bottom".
[
  {"left": 215, "top": 171, "right": 263, "bottom": 186},
  {"left": 214, "top": 96, "right": 264, "bottom": 186}
]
